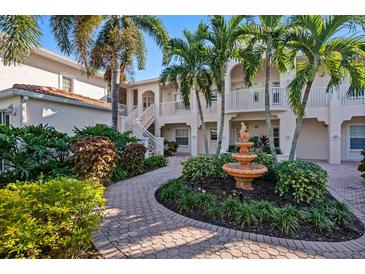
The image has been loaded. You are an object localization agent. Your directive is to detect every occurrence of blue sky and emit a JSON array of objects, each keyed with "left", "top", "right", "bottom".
[{"left": 39, "top": 16, "right": 209, "bottom": 81}]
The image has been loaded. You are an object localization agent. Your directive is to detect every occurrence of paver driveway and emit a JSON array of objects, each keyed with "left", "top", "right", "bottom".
[{"left": 93, "top": 156, "right": 365, "bottom": 259}]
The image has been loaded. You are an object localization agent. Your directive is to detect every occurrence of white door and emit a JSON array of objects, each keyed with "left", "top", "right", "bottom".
[
  {"left": 143, "top": 96, "right": 154, "bottom": 110},
  {"left": 175, "top": 128, "right": 190, "bottom": 153}
]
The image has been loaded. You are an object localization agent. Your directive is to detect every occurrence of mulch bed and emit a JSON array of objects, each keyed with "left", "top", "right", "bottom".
[{"left": 156, "top": 177, "right": 365, "bottom": 242}]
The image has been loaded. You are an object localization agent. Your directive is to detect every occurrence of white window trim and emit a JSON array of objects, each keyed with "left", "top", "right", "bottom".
[
  {"left": 174, "top": 127, "right": 190, "bottom": 148},
  {"left": 59, "top": 72, "right": 75, "bottom": 92},
  {"left": 347, "top": 123, "right": 365, "bottom": 152}
]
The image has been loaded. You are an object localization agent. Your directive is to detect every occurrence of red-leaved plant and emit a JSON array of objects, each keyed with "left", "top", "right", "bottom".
[
  {"left": 120, "top": 143, "right": 147, "bottom": 177},
  {"left": 71, "top": 136, "right": 118, "bottom": 185}
]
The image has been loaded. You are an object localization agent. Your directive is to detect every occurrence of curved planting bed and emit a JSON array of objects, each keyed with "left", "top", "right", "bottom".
[{"left": 155, "top": 155, "right": 364, "bottom": 242}]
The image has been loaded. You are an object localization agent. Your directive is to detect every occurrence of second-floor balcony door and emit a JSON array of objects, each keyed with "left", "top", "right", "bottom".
[
  {"left": 271, "top": 82, "right": 281, "bottom": 106},
  {"left": 143, "top": 95, "right": 154, "bottom": 110}
]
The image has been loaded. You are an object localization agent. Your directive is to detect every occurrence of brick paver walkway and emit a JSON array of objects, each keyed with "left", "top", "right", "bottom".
[{"left": 93, "top": 156, "right": 365, "bottom": 259}]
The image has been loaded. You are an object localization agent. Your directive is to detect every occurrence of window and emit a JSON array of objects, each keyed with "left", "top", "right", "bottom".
[
  {"left": 62, "top": 77, "right": 72, "bottom": 92},
  {"left": 211, "top": 90, "right": 218, "bottom": 101},
  {"left": 175, "top": 128, "right": 189, "bottom": 146},
  {"left": 272, "top": 82, "right": 281, "bottom": 105},
  {"left": 0, "top": 111, "right": 10, "bottom": 125},
  {"left": 349, "top": 125, "right": 365, "bottom": 150},
  {"left": 273, "top": 127, "right": 280, "bottom": 148},
  {"left": 210, "top": 129, "right": 218, "bottom": 141},
  {"left": 174, "top": 93, "right": 187, "bottom": 111}
]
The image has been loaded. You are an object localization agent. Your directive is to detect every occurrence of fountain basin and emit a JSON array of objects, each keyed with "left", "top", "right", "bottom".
[
  {"left": 222, "top": 162, "right": 268, "bottom": 190},
  {"left": 232, "top": 153, "right": 257, "bottom": 165}
]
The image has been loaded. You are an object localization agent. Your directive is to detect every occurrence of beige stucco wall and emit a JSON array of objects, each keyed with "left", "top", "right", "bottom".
[
  {"left": 197, "top": 122, "right": 218, "bottom": 155},
  {"left": 297, "top": 118, "right": 329, "bottom": 160},
  {"left": 230, "top": 63, "right": 280, "bottom": 90},
  {"left": 0, "top": 53, "right": 107, "bottom": 100},
  {"left": 230, "top": 120, "right": 279, "bottom": 144},
  {"left": 25, "top": 98, "right": 111, "bottom": 135},
  {"left": 161, "top": 123, "right": 191, "bottom": 153}
]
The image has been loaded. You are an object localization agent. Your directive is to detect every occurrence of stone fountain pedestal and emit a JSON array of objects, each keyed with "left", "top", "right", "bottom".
[{"left": 222, "top": 123, "right": 268, "bottom": 190}]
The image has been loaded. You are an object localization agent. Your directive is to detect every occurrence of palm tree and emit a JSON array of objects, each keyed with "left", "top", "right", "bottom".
[
  {"left": 160, "top": 24, "right": 213, "bottom": 154},
  {"left": 203, "top": 16, "right": 248, "bottom": 157},
  {"left": 0, "top": 16, "right": 41, "bottom": 65},
  {"left": 51, "top": 15, "right": 169, "bottom": 128},
  {"left": 240, "top": 16, "right": 294, "bottom": 164},
  {"left": 286, "top": 15, "right": 365, "bottom": 160}
]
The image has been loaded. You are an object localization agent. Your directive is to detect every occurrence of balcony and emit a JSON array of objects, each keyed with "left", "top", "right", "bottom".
[
  {"left": 159, "top": 101, "right": 192, "bottom": 116},
  {"left": 226, "top": 87, "right": 287, "bottom": 113}
]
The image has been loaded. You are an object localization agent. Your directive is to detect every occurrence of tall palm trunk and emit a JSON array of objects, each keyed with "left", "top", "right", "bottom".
[
  {"left": 216, "top": 67, "right": 226, "bottom": 156},
  {"left": 289, "top": 80, "right": 313, "bottom": 160},
  {"left": 195, "top": 90, "right": 209, "bottom": 154},
  {"left": 264, "top": 50, "right": 278, "bottom": 164},
  {"left": 111, "top": 63, "right": 120, "bottom": 129}
]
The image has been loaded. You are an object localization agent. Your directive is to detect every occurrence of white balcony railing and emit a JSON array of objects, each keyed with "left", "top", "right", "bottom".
[
  {"left": 203, "top": 100, "right": 218, "bottom": 114},
  {"left": 306, "top": 87, "right": 329, "bottom": 108},
  {"left": 339, "top": 85, "right": 365, "bottom": 105},
  {"left": 226, "top": 87, "right": 286, "bottom": 112},
  {"left": 160, "top": 101, "right": 192, "bottom": 116}
]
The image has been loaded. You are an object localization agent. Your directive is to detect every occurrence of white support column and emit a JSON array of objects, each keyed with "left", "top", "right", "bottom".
[
  {"left": 328, "top": 93, "right": 342, "bottom": 164},
  {"left": 277, "top": 111, "right": 297, "bottom": 156},
  {"left": 126, "top": 87, "right": 134, "bottom": 115},
  {"left": 189, "top": 121, "right": 198, "bottom": 156}
]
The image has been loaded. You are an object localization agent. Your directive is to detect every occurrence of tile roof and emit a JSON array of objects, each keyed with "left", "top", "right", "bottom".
[{"left": 11, "top": 84, "right": 111, "bottom": 108}]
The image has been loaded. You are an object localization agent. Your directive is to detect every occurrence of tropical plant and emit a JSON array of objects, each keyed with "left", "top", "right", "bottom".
[
  {"left": 120, "top": 143, "right": 147, "bottom": 177},
  {"left": 73, "top": 124, "right": 137, "bottom": 155},
  {"left": 197, "top": 193, "right": 217, "bottom": 210},
  {"left": 270, "top": 204, "right": 303, "bottom": 235},
  {"left": 203, "top": 16, "right": 249, "bottom": 156},
  {"left": 307, "top": 207, "right": 333, "bottom": 233},
  {"left": 286, "top": 15, "right": 365, "bottom": 160},
  {"left": 254, "top": 151, "right": 276, "bottom": 180},
  {"left": 221, "top": 197, "right": 241, "bottom": 218},
  {"left": 143, "top": 155, "right": 168, "bottom": 169},
  {"left": 0, "top": 16, "right": 41, "bottom": 65},
  {"left": 177, "top": 190, "right": 200, "bottom": 213},
  {"left": 235, "top": 202, "right": 259, "bottom": 228},
  {"left": 159, "top": 179, "right": 187, "bottom": 202},
  {"left": 161, "top": 24, "right": 213, "bottom": 154},
  {"left": 0, "top": 124, "right": 71, "bottom": 184},
  {"left": 249, "top": 200, "right": 277, "bottom": 222},
  {"left": 51, "top": 15, "right": 169, "bottom": 128},
  {"left": 275, "top": 160, "right": 328, "bottom": 203},
  {"left": 164, "top": 139, "right": 179, "bottom": 156},
  {"left": 70, "top": 136, "right": 118, "bottom": 185},
  {"left": 0, "top": 178, "right": 105, "bottom": 258},
  {"left": 240, "top": 16, "right": 295, "bottom": 164}
]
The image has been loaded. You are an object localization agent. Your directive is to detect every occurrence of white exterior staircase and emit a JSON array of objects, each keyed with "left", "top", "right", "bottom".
[{"left": 123, "top": 104, "right": 164, "bottom": 156}]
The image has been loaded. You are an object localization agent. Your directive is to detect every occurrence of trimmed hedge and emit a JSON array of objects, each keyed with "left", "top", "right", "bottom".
[{"left": 0, "top": 178, "right": 105, "bottom": 258}]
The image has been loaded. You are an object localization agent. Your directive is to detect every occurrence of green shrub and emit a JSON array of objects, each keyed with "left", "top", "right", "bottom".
[
  {"left": 235, "top": 202, "right": 259, "bottom": 228},
  {"left": 270, "top": 204, "right": 303, "bottom": 235},
  {"left": 120, "top": 143, "right": 147, "bottom": 177},
  {"left": 228, "top": 145, "right": 239, "bottom": 153},
  {"left": 0, "top": 178, "right": 105, "bottom": 258},
  {"left": 71, "top": 136, "right": 118, "bottom": 185},
  {"left": 307, "top": 207, "right": 333, "bottom": 233},
  {"left": 73, "top": 124, "right": 137, "bottom": 155},
  {"left": 221, "top": 197, "right": 241, "bottom": 217},
  {"left": 0, "top": 124, "right": 71, "bottom": 184},
  {"left": 177, "top": 190, "right": 200, "bottom": 213},
  {"left": 254, "top": 151, "right": 276, "bottom": 180},
  {"left": 164, "top": 139, "right": 179, "bottom": 156},
  {"left": 205, "top": 206, "right": 223, "bottom": 219},
  {"left": 358, "top": 149, "right": 365, "bottom": 178},
  {"left": 197, "top": 193, "right": 217, "bottom": 209},
  {"left": 275, "top": 160, "right": 328, "bottom": 203},
  {"left": 144, "top": 156, "right": 168, "bottom": 169},
  {"left": 249, "top": 200, "right": 277, "bottom": 222},
  {"left": 112, "top": 166, "right": 129, "bottom": 182},
  {"left": 159, "top": 179, "right": 187, "bottom": 202},
  {"left": 182, "top": 154, "right": 234, "bottom": 181}
]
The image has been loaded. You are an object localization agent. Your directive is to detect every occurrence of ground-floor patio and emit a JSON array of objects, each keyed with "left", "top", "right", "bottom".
[{"left": 93, "top": 156, "right": 365, "bottom": 259}]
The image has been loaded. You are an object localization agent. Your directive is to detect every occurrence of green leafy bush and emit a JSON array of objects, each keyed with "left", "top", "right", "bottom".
[
  {"left": 112, "top": 165, "right": 129, "bottom": 182},
  {"left": 221, "top": 197, "right": 241, "bottom": 217},
  {"left": 164, "top": 139, "right": 179, "bottom": 156},
  {"left": 0, "top": 124, "right": 71, "bottom": 184},
  {"left": 73, "top": 124, "right": 137, "bottom": 155},
  {"left": 71, "top": 136, "right": 118, "bottom": 185},
  {"left": 275, "top": 160, "right": 328, "bottom": 203},
  {"left": 120, "top": 143, "right": 147, "bottom": 177},
  {"left": 182, "top": 154, "right": 234, "bottom": 181},
  {"left": 0, "top": 178, "right": 105, "bottom": 258},
  {"left": 254, "top": 151, "right": 276, "bottom": 180},
  {"left": 358, "top": 148, "right": 365, "bottom": 178},
  {"left": 271, "top": 204, "right": 304, "bottom": 235},
  {"left": 197, "top": 193, "right": 217, "bottom": 210},
  {"left": 307, "top": 207, "right": 333, "bottom": 233},
  {"left": 177, "top": 190, "right": 200, "bottom": 213},
  {"left": 235, "top": 202, "right": 259, "bottom": 228},
  {"left": 159, "top": 179, "right": 187, "bottom": 202},
  {"left": 228, "top": 145, "right": 239, "bottom": 153},
  {"left": 144, "top": 156, "right": 168, "bottom": 169}
]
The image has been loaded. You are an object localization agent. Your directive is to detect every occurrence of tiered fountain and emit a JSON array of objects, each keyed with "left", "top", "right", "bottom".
[{"left": 222, "top": 122, "right": 268, "bottom": 190}]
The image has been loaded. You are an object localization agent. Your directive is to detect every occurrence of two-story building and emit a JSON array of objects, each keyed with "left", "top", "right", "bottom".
[{"left": 1, "top": 48, "right": 364, "bottom": 164}]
